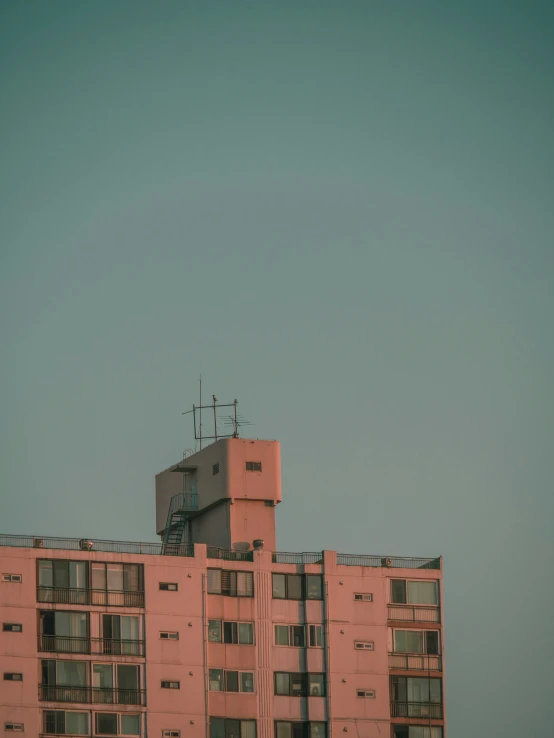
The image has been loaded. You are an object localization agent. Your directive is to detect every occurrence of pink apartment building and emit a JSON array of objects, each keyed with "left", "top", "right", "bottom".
[{"left": 0, "top": 437, "right": 445, "bottom": 738}]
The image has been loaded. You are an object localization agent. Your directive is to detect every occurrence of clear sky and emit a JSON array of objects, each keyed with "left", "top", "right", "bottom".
[{"left": 1, "top": 2, "right": 553, "bottom": 736}]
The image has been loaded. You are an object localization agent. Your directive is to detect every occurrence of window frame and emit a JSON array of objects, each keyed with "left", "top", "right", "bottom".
[
  {"left": 272, "top": 574, "right": 323, "bottom": 601},
  {"left": 3, "top": 623, "right": 23, "bottom": 632},
  {"left": 391, "top": 579, "right": 439, "bottom": 606},
  {"left": 209, "top": 669, "right": 255, "bottom": 693},
  {"left": 274, "top": 722, "right": 326, "bottom": 738},
  {"left": 94, "top": 711, "right": 141, "bottom": 736},
  {"left": 161, "top": 680, "right": 180, "bottom": 689},
  {"left": 207, "top": 569, "right": 254, "bottom": 598},
  {"left": 245, "top": 461, "right": 262, "bottom": 472},
  {"left": 43, "top": 709, "right": 89, "bottom": 736},
  {"left": 159, "top": 582, "right": 178, "bottom": 591},
  {"left": 393, "top": 629, "right": 441, "bottom": 655},
  {"left": 210, "top": 717, "right": 257, "bottom": 738},
  {"left": 3, "top": 673, "right": 23, "bottom": 681},
  {"left": 274, "top": 672, "right": 325, "bottom": 697}
]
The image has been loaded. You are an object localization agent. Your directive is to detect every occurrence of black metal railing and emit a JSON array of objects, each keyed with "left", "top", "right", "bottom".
[
  {"left": 388, "top": 653, "right": 442, "bottom": 671},
  {"left": 0, "top": 532, "right": 440, "bottom": 568},
  {"left": 207, "top": 547, "right": 254, "bottom": 562},
  {"left": 37, "top": 635, "right": 145, "bottom": 656},
  {"left": 39, "top": 685, "right": 145, "bottom": 705},
  {"left": 337, "top": 554, "right": 441, "bottom": 569},
  {"left": 387, "top": 605, "right": 441, "bottom": 623},
  {"left": 272, "top": 552, "right": 324, "bottom": 564},
  {"left": 38, "top": 635, "right": 91, "bottom": 654},
  {"left": 0, "top": 532, "right": 192, "bottom": 557},
  {"left": 390, "top": 702, "right": 443, "bottom": 719},
  {"left": 37, "top": 586, "right": 145, "bottom": 608},
  {"left": 161, "top": 543, "right": 195, "bottom": 557},
  {"left": 93, "top": 637, "right": 145, "bottom": 657}
]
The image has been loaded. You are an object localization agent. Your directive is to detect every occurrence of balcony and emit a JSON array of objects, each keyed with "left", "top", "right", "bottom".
[
  {"left": 390, "top": 702, "right": 443, "bottom": 719},
  {"left": 39, "top": 685, "right": 146, "bottom": 705},
  {"left": 37, "top": 586, "right": 145, "bottom": 608},
  {"left": 388, "top": 606, "right": 441, "bottom": 623},
  {"left": 37, "top": 635, "right": 145, "bottom": 657},
  {"left": 388, "top": 654, "right": 442, "bottom": 671}
]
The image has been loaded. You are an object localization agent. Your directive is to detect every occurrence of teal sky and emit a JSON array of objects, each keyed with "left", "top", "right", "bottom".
[{"left": 1, "top": 2, "right": 553, "bottom": 736}]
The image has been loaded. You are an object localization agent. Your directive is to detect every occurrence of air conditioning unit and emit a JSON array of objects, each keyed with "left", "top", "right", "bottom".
[
  {"left": 33, "top": 538, "right": 44, "bottom": 548},
  {"left": 79, "top": 539, "right": 94, "bottom": 551},
  {"left": 381, "top": 558, "right": 392, "bottom": 568}
]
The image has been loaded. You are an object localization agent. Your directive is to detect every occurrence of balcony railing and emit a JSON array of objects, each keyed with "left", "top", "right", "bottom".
[
  {"left": 387, "top": 606, "right": 441, "bottom": 623},
  {"left": 95, "top": 637, "right": 145, "bottom": 657},
  {"left": 337, "top": 554, "right": 440, "bottom": 569},
  {"left": 37, "top": 635, "right": 145, "bottom": 656},
  {"left": 272, "top": 552, "right": 324, "bottom": 564},
  {"left": 207, "top": 547, "right": 254, "bottom": 562},
  {"left": 391, "top": 702, "right": 443, "bottom": 719},
  {"left": 0, "top": 533, "right": 193, "bottom": 557},
  {"left": 37, "top": 586, "right": 145, "bottom": 608},
  {"left": 388, "top": 653, "right": 442, "bottom": 671},
  {"left": 39, "top": 685, "right": 146, "bottom": 705},
  {"left": 0, "top": 532, "right": 440, "bottom": 567},
  {"left": 38, "top": 635, "right": 90, "bottom": 654}
]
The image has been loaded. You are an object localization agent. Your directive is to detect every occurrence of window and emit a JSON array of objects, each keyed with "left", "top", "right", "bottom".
[
  {"left": 210, "top": 718, "right": 256, "bottom": 738},
  {"left": 160, "top": 631, "right": 179, "bottom": 640},
  {"left": 306, "top": 575, "right": 322, "bottom": 600},
  {"left": 162, "top": 732, "right": 181, "bottom": 738},
  {"left": 246, "top": 461, "right": 262, "bottom": 471},
  {"left": 354, "top": 641, "right": 374, "bottom": 650},
  {"left": 102, "top": 614, "right": 140, "bottom": 655},
  {"left": 309, "top": 625, "right": 323, "bottom": 647},
  {"left": 272, "top": 574, "right": 322, "bottom": 600},
  {"left": 274, "top": 673, "right": 325, "bottom": 697},
  {"left": 209, "top": 620, "right": 254, "bottom": 644},
  {"left": 41, "top": 659, "right": 87, "bottom": 702},
  {"left": 275, "top": 624, "right": 322, "bottom": 648},
  {"left": 4, "top": 724, "right": 24, "bottom": 732},
  {"left": 159, "top": 582, "right": 178, "bottom": 591},
  {"left": 2, "top": 573, "right": 22, "bottom": 582},
  {"left": 207, "top": 569, "right": 254, "bottom": 597},
  {"left": 275, "top": 722, "right": 326, "bottom": 738},
  {"left": 354, "top": 593, "right": 373, "bottom": 602},
  {"left": 391, "top": 676, "right": 442, "bottom": 704},
  {"left": 90, "top": 562, "right": 143, "bottom": 607},
  {"left": 43, "top": 710, "right": 88, "bottom": 735},
  {"left": 92, "top": 663, "right": 141, "bottom": 704},
  {"left": 38, "top": 560, "right": 88, "bottom": 603},
  {"left": 393, "top": 728, "right": 443, "bottom": 738},
  {"left": 39, "top": 610, "right": 89, "bottom": 653},
  {"left": 3, "top": 623, "right": 22, "bottom": 632},
  {"left": 213, "top": 462, "right": 220, "bottom": 475},
  {"left": 95, "top": 713, "right": 141, "bottom": 735},
  {"left": 4, "top": 673, "right": 23, "bottom": 681},
  {"left": 161, "top": 681, "right": 180, "bottom": 689},
  {"left": 357, "top": 689, "right": 376, "bottom": 698},
  {"left": 209, "top": 669, "right": 254, "bottom": 693},
  {"left": 394, "top": 630, "right": 440, "bottom": 655},
  {"left": 391, "top": 580, "right": 439, "bottom": 606}
]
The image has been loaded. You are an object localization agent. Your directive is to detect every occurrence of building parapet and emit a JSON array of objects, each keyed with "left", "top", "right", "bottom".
[{"left": 0, "top": 534, "right": 441, "bottom": 569}]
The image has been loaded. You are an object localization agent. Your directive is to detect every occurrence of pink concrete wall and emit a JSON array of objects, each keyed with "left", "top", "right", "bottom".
[
  {"left": 0, "top": 543, "right": 444, "bottom": 738},
  {"left": 155, "top": 439, "right": 281, "bottom": 547}
]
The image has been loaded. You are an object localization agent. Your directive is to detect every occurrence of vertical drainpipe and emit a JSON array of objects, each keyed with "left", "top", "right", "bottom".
[
  {"left": 324, "top": 565, "right": 332, "bottom": 738},
  {"left": 203, "top": 572, "right": 209, "bottom": 738}
]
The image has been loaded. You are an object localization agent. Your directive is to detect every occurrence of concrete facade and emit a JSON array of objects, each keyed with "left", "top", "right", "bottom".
[{"left": 1, "top": 437, "right": 445, "bottom": 738}]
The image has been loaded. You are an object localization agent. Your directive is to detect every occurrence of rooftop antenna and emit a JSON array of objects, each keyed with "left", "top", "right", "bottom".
[{"left": 182, "top": 390, "right": 248, "bottom": 446}]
